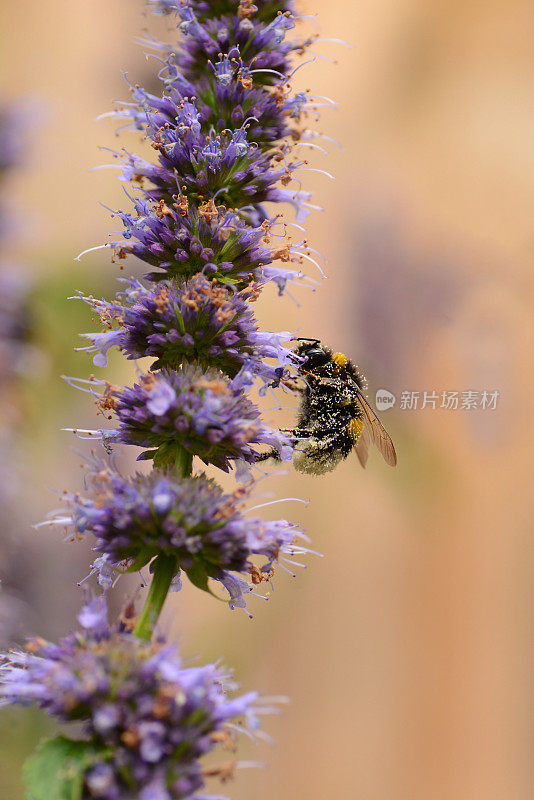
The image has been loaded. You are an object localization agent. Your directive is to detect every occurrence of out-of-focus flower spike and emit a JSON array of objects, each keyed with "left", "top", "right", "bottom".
[{"left": 0, "top": 598, "right": 276, "bottom": 798}]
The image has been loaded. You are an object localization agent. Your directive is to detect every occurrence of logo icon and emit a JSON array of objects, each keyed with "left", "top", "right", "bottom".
[{"left": 375, "top": 389, "right": 396, "bottom": 411}]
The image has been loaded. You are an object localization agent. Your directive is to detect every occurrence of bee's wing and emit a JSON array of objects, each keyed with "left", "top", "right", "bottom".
[
  {"left": 354, "top": 425, "right": 370, "bottom": 468},
  {"left": 355, "top": 388, "right": 397, "bottom": 467}
]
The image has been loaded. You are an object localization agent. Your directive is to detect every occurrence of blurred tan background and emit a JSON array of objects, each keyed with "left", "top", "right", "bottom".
[{"left": 2, "top": 0, "right": 534, "bottom": 798}]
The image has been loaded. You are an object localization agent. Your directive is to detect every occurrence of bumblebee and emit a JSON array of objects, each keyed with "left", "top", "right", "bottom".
[{"left": 264, "top": 338, "right": 397, "bottom": 475}]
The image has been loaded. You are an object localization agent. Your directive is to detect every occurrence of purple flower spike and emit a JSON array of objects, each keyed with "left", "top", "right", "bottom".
[
  {"left": 0, "top": 599, "right": 271, "bottom": 799},
  {"left": 10, "top": 0, "right": 339, "bottom": 790}
]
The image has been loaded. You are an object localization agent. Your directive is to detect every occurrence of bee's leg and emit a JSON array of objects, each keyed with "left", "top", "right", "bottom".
[
  {"left": 300, "top": 369, "right": 337, "bottom": 387},
  {"left": 279, "top": 427, "right": 314, "bottom": 437},
  {"left": 281, "top": 376, "right": 306, "bottom": 394},
  {"left": 256, "top": 448, "right": 281, "bottom": 463},
  {"left": 256, "top": 428, "right": 311, "bottom": 463}
]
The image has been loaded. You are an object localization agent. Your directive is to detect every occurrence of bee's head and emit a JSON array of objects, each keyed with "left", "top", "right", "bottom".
[{"left": 295, "top": 339, "right": 331, "bottom": 370}]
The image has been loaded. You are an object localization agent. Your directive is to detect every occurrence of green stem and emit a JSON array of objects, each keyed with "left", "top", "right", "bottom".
[
  {"left": 134, "top": 446, "right": 192, "bottom": 641},
  {"left": 134, "top": 553, "right": 178, "bottom": 641},
  {"left": 174, "top": 446, "right": 193, "bottom": 476}
]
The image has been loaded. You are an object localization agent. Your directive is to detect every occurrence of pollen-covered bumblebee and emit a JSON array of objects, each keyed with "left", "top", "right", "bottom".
[{"left": 264, "top": 338, "right": 397, "bottom": 475}]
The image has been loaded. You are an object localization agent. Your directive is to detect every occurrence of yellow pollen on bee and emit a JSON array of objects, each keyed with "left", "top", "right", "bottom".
[
  {"left": 332, "top": 352, "right": 349, "bottom": 368},
  {"left": 348, "top": 417, "right": 364, "bottom": 441}
]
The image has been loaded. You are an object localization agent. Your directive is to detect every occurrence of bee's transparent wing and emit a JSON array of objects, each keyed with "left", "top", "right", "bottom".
[
  {"left": 355, "top": 389, "right": 397, "bottom": 467},
  {"left": 354, "top": 426, "right": 370, "bottom": 468}
]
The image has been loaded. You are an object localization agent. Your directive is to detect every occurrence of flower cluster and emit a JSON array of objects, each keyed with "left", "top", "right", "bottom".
[
  {"left": 119, "top": 123, "right": 300, "bottom": 216},
  {"left": 110, "top": 199, "right": 276, "bottom": 286},
  {"left": 76, "top": 273, "right": 298, "bottom": 382},
  {"left": 43, "top": 457, "right": 310, "bottom": 610},
  {"left": 83, "top": 365, "right": 292, "bottom": 470},
  {"left": 0, "top": 597, "right": 269, "bottom": 799},
  {"left": 176, "top": 8, "right": 301, "bottom": 84}
]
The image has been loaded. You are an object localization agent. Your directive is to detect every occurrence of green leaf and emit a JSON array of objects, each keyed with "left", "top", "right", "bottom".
[
  {"left": 121, "top": 549, "right": 152, "bottom": 573},
  {"left": 186, "top": 561, "right": 218, "bottom": 598},
  {"left": 137, "top": 448, "right": 158, "bottom": 462},
  {"left": 23, "top": 736, "right": 108, "bottom": 800},
  {"left": 153, "top": 442, "right": 175, "bottom": 469}
]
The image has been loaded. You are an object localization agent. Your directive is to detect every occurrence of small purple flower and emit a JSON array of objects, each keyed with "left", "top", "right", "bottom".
[
  {"left": 0, "top": 598, "right": 268, "bottom": 799},
  {"left": 76, "top": 274, "right": 297, "bottom": 384},
  {"left": 77, "top": 594, "right": 109, "bottom": 639},
  {"left": 93, "top": 364, "right": 292, "bottom": 471},
  {"left": 42, "top": 458, "right": 311, "bottom": 610}
]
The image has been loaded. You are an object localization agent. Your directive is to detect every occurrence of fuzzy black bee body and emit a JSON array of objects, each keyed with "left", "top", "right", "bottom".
[
  {"left": 291, "top": 346, "right": 365, "bottom": 474},
  {"left": 264, "top": 338, "right": 397, "bottom": 475}
]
